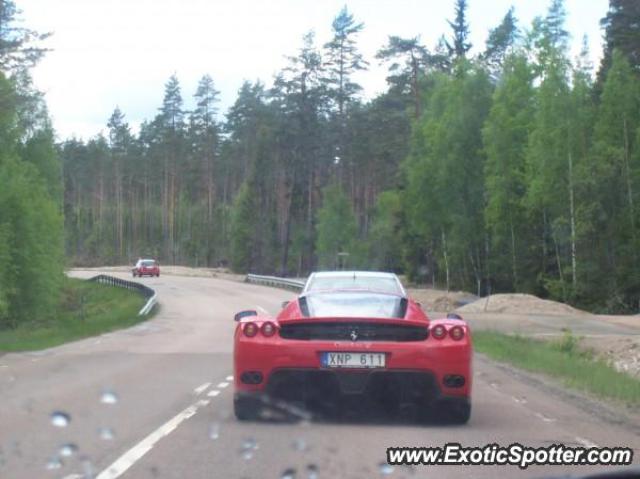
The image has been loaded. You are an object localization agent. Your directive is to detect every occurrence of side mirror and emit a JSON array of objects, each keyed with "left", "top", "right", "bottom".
[
  {"left": 281, "top": 301, "right": 289, "bottom": 309},
  {"left": 234, "top": 310, "right": 258, "bottom": 322},
  {"left": 415, "top": 301, "right": 422, "bottom": 309}
]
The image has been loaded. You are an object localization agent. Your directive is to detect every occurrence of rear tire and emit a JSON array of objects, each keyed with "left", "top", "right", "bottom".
[
  {"left": 444, "top": 399, "right": 471, "bottom": 424},
  {"left": 234, "top": 395, "right": 260, "bottom": 421}
]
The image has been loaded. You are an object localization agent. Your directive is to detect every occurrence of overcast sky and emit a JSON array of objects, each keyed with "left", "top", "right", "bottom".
[{"left": 18, "top": 0, "right": 609, "bottom": 141}]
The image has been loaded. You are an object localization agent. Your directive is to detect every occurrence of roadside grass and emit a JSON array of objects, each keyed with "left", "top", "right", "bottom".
[
  {"left": 474, "top": 330, "right": 640, "bottom": 408},
  {"left": 0, "top": 278, "right": 148, "bottom": 352}
]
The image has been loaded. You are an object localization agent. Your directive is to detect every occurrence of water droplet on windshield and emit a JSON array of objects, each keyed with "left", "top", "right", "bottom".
[
  {"left": 100, "top": 390, "right": 118, "bottom": 404},
  {"left": 292, "top": 438, "right": 307, "bottom": 452},
  {"left": 81, "top": 457, "right": 94, "bottom": 477},
  {"left": 281, "top": 468, "right": 296, "bottom": 479},
  {"left": 99, "top": 427, "right": 115, "bottom": 440},
  {"left": 59, "top": 443, "right": 78, "bottom": 457},
  {"left": 306, "top": 464, "right": 319, "bottom": 479},
  {"left": 50, "top": 411, "right": 70, "bottom": 427},
  {"left": 45, "top": 456, "right": 62, "bottom": 470},
  {"left": 242, "top": 437, "right": 258, "bottom": 450},
  {"left": 378, "top": 462, "right": 394, "bottom": 475},
  {"left": 240, "top": 437, "right": 258, "bottom": 460},
  {"left": 208, "top": 422, "right": 220, "bottom": 440}
]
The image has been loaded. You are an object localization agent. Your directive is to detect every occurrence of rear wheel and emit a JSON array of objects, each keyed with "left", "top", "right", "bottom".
[
  {"left": 234, "top": 395, "right": 260, "bottom": 421},
  {"left": 442, "top": 399, "right": 471, "bottom": 424}
]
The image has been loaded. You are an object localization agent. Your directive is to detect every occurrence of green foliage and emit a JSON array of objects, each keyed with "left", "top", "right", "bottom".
[
  {"left": 483, "top": 53, "right": 535, "bottom": 290},
  {"left": 474, "top": 330, "right": 640, "bottom": 407},
  {"left": 230, "top": 182, "right": 257, "bottom": 272},
  {"left": 0, "top": 66, "right": 63, "bottom": 330},
  {"left": 0, "top": 0, "right": 50, "bottom": 74},
  {"left": 316, "top": 184, "right": 359, "bottom": 270},
  {"left": 483, "top": 6, "right": 519, "bottom": 77},
  {"left": 446, "top": 0, "right": 472, "bottom": 59},
  {"left": 403, "top": 65, "right": 492, "bottom": 289},
  {"left": 596, "top": 0, "right": 640, "bottom": 93},
  {"left": 0, "top": 156, "right": 63, "bottom": 328},
  {"left": 50, "top": 1, "right": 640, "bottom": 315},
  {"left": 323, "top": 6, "right": 368, "bottom": 114},
  {"left": 368, "top": 191, "right": 402, "bottom": 270},
  {"left": 0, "top": 278, "right": 146, "bottom": 352}
]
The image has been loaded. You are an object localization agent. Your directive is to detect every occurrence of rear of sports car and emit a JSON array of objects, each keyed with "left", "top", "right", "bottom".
[{"left": 233, "top": 303, "right": 472, "bottom": 424}]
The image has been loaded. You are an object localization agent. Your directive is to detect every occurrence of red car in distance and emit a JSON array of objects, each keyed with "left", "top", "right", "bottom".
[
  {"left": 132, "top": 258, "right": 160, "bottom": 277},
  {"left": 233, "top": 271, "right": 472, "bottom": 424}
]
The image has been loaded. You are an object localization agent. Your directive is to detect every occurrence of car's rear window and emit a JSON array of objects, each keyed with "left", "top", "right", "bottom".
[
  {"left": 141, "top": 260, "right": 156, "bottom": 267},
  {"left": 304, "top": 292, "right": 405, "bottom": 318},
  {"left": 306, "top": 275, "right": 401, "bottom": 294}
]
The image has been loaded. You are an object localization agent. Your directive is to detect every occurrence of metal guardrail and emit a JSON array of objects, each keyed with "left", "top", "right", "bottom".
[
  {"left": 245, "top": 274, "right": 305, "bottom": 291},
  {"left": 89, "top": 274, "right": 157, "bottom": 315}
]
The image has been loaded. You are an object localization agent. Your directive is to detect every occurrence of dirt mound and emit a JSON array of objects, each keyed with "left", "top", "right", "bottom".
[
  {"left": 582, "top": 336, "right": 640, "bottom": 379},
  {"left": 456, "top": 293, "right": 587, "bottom": 316},
  {"left": 407, "top": 288, "right": 478, "bottom": 312}
]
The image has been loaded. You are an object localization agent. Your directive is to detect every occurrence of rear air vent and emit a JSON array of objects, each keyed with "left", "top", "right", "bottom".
[{"left": 279, "top": 322, "right": 428, "bottom": 342}]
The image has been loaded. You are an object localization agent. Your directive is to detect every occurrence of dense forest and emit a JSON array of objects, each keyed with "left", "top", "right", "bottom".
[
  {"left": 1, "top": 0, "right": 639, "bottom": 321},
  {"left": 0, "top": 0, "right": 64, "bottom": 328},
  {"left": 59, "top": 0, "right": 640, "bottom": 312}
]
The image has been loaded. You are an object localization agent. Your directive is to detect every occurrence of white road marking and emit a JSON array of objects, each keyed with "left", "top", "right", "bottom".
[
  {"left": 193, "top": 382, "right": 211, "bottom": 395},
  {"left": 63, "top": 474, "right": 84, "bottom": 479},
  {"left": 575, "top": 436, "right": 599, "bottom": 448},
  {"left": 255, "top": 305, "right": 269, "bottom": 315},
  {"left": 511, "top": 396, "right": 527, "bottom": 404},
  {"left": 226, "top": 375, "right": 233, "bottom": 381},
  {"left": 96, "top": 399, "right": 210, "bottom": 479},
  {"left": 534, "top": 412, "right": 557, "bottom": 423},
  {"left": 0, "top": 364, "right": 8, "bottom": 369},
  {"left": 217, "top": 381, "right": 230, "bottom": 389},
  {"left": 207, "top": 389, "right": 220, "bottom": 397}
]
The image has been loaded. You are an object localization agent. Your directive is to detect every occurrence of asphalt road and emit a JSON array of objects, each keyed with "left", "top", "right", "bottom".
[{"left": 0, "top": 271, "right": 638, "bottom": 479}]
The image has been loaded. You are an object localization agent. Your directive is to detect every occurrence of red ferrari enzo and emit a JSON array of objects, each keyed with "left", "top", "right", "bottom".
[{"left": 233, "top": 271, "right": 472, "bottom": 424}]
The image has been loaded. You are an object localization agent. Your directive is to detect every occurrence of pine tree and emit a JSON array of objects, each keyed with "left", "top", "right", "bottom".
[
  {"left": 190, "top": 74, "right": 220, "bottom": 265},
  {"left": 446, "top": 0, "right": 472, "bottom": 60},
  {"left": 107, "top": 107, "right": 131, "bottom": 259},
  {"left": 376, "top": 36, "right": 429, "bottom": 117},
  {"left": 316, "top": 183, "right": 359, "bottom": 269},
  {"left": 0, "top": 0, "right": 50, "bottom": 73},
  {"left": 596, "top": 0, "right": 640, "bottom": 93},
  {"left": 483, "top": 53, "right": 535, "bottom": 290},
  {"left": 323, "top": 6, "right": 368, "bottom": 117},
  {"left": 483, "top": 7, "right": 519, "bottom": 78},
  {"left": 158, "top": 74, "right": 185, "bottom": 262},
  {"left": 590, "top": 50, "right": 640, "bottom": 309}
]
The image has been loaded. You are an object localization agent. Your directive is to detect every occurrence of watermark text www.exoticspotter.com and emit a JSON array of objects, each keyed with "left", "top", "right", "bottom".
[{"left": 387, "top": 443, "right": 633, "bottom": 470}]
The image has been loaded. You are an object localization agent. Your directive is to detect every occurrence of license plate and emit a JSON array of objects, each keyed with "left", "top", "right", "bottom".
[{"left": 321, "top": 352, "right": 386, "bottom": 369}]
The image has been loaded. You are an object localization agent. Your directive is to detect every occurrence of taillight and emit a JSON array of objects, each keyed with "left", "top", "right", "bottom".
[
  {"left": 261, "top": 321, "right": 277, "bottom": 337},
  {"left": 449, "top": 326, "right": 465, "bottom": 341},
  {"left": 243, "top": 322, "right": 258, "bottom": 337},
  {"left": 431, "top": 324, "right": 447, "bottom": 339}
]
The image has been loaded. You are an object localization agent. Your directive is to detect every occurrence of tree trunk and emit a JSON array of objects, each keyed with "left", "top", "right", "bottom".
[
  {"left": 568, "top": 150, "right": 577, "bottom": 288},
  {"left": 509, "top": 213, "right": 518, "bottom": 288},
  {"left": 442, "top": 229, "right": 450, "bottom": 292},
  {"left": 623, "top": 117, "right": 637, "bottom": 254}
]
